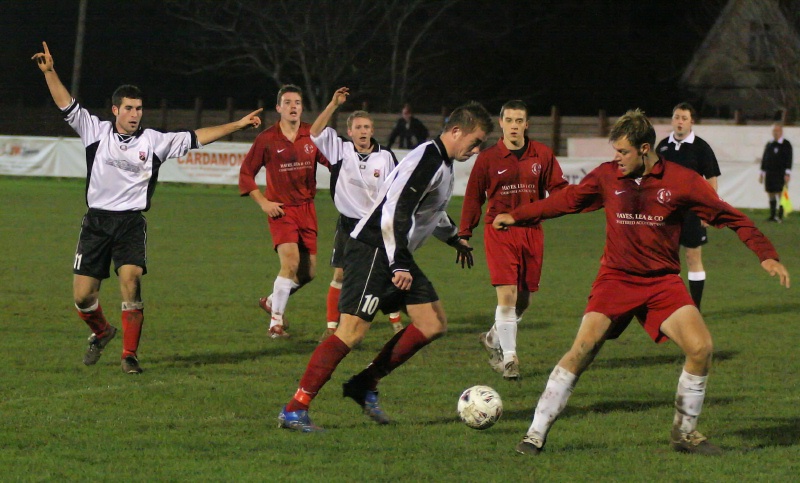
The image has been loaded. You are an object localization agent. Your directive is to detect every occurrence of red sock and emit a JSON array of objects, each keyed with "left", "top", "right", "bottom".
[
  {"left": 360, "top": 324, "right": 431, "bottom": 390},
  {"left": 76, "top": 304, "right": 110, "bottom": 336},
  {"left": 326, "top": 284, "right": 341, "bottom": 323},
  {"left": 121, "top": 309, "right": 144, "bottom": 358},
  {"left": 286, "top": 335, "right": 351, "bottom": 412}
]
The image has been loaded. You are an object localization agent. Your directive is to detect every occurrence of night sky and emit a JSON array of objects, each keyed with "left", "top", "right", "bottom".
[{"left": 2, "top": 0, "right": 725, "bottom": 116}]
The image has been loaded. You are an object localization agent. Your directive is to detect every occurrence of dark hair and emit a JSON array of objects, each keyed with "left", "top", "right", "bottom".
[
  {"left": 277, "top": 84, "right": 303, "bottom": 105},
  {"left": 500, "top": 99, "right": 528, "bottom": 119},
  {"left": 609, "top": 109, "right": 655, "bottom": 149},
  {"left": 112, "top": 85, "right": 142, "bottom": 107},
  {"left": 672, "top": 102, "right": 696, "bottom": 121},
  {"left": 444, "top": 101, "right": 493, "bottom": 136}
]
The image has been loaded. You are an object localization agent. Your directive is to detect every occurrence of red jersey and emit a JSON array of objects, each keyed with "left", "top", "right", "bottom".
[
  {"left": 510, "top": 158, "right": 779, "bottom": 276},
  {"left": 459, "top": 138, "right": 567, "bottom": 237},
  {"left": 238, "top": 122, "right": 329, "bottom": 206}
]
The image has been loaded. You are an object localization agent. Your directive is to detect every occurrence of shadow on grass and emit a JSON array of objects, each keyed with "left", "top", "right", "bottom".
[
  {"left": 447, "top": 314, "right": 553, "bottom": 334},
  {"left": 704, "top": 301, "right": 800, "bottom": 320},
  {"left": 500, "top": 396, "right": 739, "bottom": 423},
  {"left": 733, "top": 417, "right": 800, "bottom": 448},
  {"left": 150, "top": 343, "right": 319, "bottom": 365},
  {"left": 593, "top": 350, "right": 738, "bottom": 370}
]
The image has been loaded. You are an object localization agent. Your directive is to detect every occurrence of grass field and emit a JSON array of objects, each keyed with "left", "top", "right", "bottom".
[{"left": 1, "top": 176, "right": 798, "bottom": 481}]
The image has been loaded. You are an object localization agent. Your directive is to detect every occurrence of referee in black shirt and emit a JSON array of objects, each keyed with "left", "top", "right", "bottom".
[
  {"left": 759, "top": 123, "right": 793, "bottom": 222},
  {"left": 656, "top": 102, "right": 721, "bottom": 311}
]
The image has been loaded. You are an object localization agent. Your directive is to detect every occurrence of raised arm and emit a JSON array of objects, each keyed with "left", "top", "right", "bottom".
[
  {"left": 311, "top": 87, "right": 349, "bottom": 137},
  {"left": 195, "top": 108, "right": 263, "bottom": 146},
  {"left": 31, "top": 41, "right": 72, "bottom": 109}
]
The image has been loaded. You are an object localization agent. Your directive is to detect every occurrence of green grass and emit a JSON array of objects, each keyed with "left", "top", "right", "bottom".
[{"left": 1, "top": 176, "right": 798, "bottom": 482}]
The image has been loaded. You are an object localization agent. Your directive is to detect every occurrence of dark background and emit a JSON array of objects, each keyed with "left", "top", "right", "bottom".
[{"left": 2, "top": 0, "right": 725, "bottom": 116}]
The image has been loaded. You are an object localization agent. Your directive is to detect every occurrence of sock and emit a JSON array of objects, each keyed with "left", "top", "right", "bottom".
[
  {"left": 121, "top": 301, "right": 144, "bottom": 358},
  {"left": 673, "top": 370, "right": 708, "bottom": 435},
  {"left": 527, "top": 366, "right": 578, "bottom": 443},
  {"left": 75, "top": 300, "right": 110, "bottom": 336},
  {"left": 286, "top": 335, "right": 351, "bottom": 412},
  {"left": 770, "top": 199, "right": 777, "bottom": 219},
  {"left": 270, "top": 276, "right": 294, "bottom": 327},
  {"left": 358, "top": 324, "right": 431, "bottom": 390},
  {"left": 778, "top": 205, "right": 785, "bottom": 220},
  {"left": 326, "top": 281, "right": 342, "bottom": 325},
  {"left": 495, "top": 305, "right": 517, "bottom": 363},
  {"left": 389, "top": 312, "right": 402, "bottom": 329},
  {"left": 688, "top": 271, "right": 705, "bottom": 311}
]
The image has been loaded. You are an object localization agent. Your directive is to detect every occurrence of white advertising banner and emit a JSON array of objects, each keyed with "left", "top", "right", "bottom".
[{"left": 0, "top": 135, "right": 791, "bottom": 210}]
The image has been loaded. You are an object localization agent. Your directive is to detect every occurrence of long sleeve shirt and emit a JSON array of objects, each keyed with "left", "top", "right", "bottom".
[{"left": 510, "top": 158, "right": 779, "bottom": 276}]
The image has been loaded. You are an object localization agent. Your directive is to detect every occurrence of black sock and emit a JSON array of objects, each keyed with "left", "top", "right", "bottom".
[
  {"left": 770, "top": 199, "right": 777, "bottom": 219},
  {"left": 689, "top": 279, "right": 704, "bottom": 311}
]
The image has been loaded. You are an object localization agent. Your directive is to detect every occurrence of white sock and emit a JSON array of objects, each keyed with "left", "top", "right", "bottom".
[
  {"left": 688, "top": 271, "right": 706, "bottom": 282},
  {"left": 495, "top": 305, "right": 517, "bottom": 363},
  {"left": 269, "top": 276, "right": 294, "bottom": 327},
  {"left": 527, "top": 366, "right": 578, "bottom": 442},
  {"left": 673, "top": 370, "right": 707, "bottom": 434}
]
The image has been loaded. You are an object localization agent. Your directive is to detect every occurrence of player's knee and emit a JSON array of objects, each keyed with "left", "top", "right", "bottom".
[
  {"left": 684, "top": 337, "right": 713, "bottom": 366},
  {"left": 73, "top": 293, "right": 97, "bottom": 309}
]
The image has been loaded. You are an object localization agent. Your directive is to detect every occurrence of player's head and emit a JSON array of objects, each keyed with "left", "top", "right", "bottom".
[
  {"left": 402, "top": 103, "right": 412, "bottom": 120},
  {"left": 499, "top": 100, "right": 528, "bottom": 146},
  {"left": 671, "top": 102, "right": 696, "bottom": 140},
  {"left": 772, "top": 123, "right": 784, "bottom": 141},
  {"left": 347, "top": 110, "right": 374, "bottom": 152},
  {"left": 276, "top": 84, "right": 303, "bottom": 123},
  {"left": 609, "top": 109, "right": 656, "bottom": 177},
  {"left": 443, "top": 101, "right": 493, "bottom": 161},
  {"left": 111, "top": 84, "right": 143, "bottom": 135}
]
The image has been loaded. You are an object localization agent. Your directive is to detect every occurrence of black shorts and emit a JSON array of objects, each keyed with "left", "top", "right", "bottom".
[
  {"left": 339, "top": 238, "right": 438, "bottom": 322},
  {"left": 680, "top": 211, "right": 707, "bottom": 248},
  {"left": 764, "top": 172, "right": 785, "bottom": 194},
  {"left": 330, "top": 215, "right": 354, "bottom": 269},
  {"left": 73, "top": 209, "right": 147, "bottom": 280}
]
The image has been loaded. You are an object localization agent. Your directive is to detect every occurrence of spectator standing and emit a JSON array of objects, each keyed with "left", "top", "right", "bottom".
[{"left": 387, "top": 103, "right": 429, "bottom": 149}]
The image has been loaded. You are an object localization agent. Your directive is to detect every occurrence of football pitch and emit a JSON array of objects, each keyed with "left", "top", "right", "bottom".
[{"left": 1, "top": 176, "right": 797, "bottom": 481}]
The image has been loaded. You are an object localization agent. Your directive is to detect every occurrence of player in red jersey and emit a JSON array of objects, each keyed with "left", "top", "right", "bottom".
[
  {"left": 494, "top": 109, "right": 790, "bottom": 456},
  {"left": 239, "top": 85, "right": 329, "bottom": 339},
  {"left": 459, "top": 100, "right": 567, "bottom": 380}
]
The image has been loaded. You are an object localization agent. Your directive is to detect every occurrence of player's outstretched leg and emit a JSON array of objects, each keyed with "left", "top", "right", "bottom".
[
  {"left": 516, "top": 366, "right": 577, "bottom": 455},
  {"left": 670, "top": 370, "right": 721, "bottom": 455}
]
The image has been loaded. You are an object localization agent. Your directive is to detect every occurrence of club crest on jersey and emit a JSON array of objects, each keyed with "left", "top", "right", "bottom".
[
  {"left": 656, "top": 188, "right": 672, "bottom": 205},
  {"left": 304, "top": 143, "right": 314, "bottom": 154},
  {"left": 373, "top": 169, "right": 381, "bottom": 178},
  {"left": 139, "top": 151, "right": 146, "bottom": 161},
  {"left": 531, "top": 163, "right": 541, "bottom": 176}
]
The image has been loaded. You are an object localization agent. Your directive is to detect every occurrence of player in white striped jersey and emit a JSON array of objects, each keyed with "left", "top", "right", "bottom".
[
  {"left": 33, "top": 41, "right": 262, "bottom": 374},
  {"left": 310, "top": 87, "right": 402, "bottom": 341},
  {"left": 278, "top": 102, "right": 493, "bottom": 432}
]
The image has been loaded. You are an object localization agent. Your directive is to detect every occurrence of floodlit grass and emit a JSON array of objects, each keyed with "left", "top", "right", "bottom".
[{"left": 1, "top": 176, "right": 798, "bottom": 481}]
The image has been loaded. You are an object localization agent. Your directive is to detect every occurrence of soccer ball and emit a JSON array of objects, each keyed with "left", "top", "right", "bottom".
[{"left": 457, "top": 385, "right": 503, "bottom": 430}]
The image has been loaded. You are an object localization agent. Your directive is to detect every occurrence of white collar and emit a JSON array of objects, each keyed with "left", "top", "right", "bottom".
[
  {"left": 668, "top": 131, "right": 695, "bottom": 145},
  {"left": 773, "top": 137, "right": 785, "bottom": 144}
]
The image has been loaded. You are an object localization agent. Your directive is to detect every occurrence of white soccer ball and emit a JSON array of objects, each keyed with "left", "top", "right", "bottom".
[{"left": 457, "top": 385, "right": 503, "bottom": 430}]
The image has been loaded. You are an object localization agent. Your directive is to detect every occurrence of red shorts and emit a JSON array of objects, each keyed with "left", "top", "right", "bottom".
[
  {"left": 483, "top": 223, "right": 544, "bottom": 292},
  {"left": 585, "top": 266, "right": 694, "bottom": 343},
  {"left": 267, "top": 201, "right": 318, "bottom": 254}
]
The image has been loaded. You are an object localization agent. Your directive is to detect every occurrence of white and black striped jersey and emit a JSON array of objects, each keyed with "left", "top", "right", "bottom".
[
  {"left": 351, "top": 137, "right": 459, "bottom": 272},
  {"left": 63, "top": 99, "right": 198, "bottom": 212},
  {"left": 311, "top": 127, "right": 397, "bottom": 229}
]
